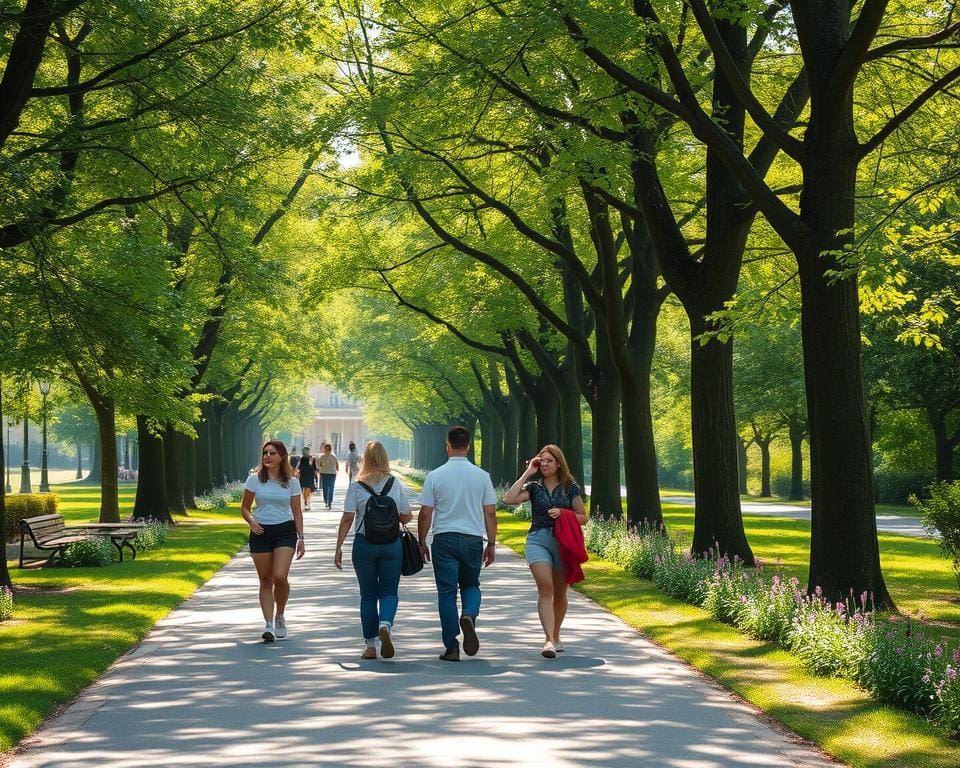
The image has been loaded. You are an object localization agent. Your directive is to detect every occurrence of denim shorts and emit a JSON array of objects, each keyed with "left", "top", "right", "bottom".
[
  {"left": 249, "top": 520, "right": 298, "bottom": 553},
  {"left": 525, "top": 527, "right": 561, "bottom": 570}
]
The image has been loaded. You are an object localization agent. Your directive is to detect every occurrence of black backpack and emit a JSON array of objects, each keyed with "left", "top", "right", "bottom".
[{"left": 358, "top": 477, "right": 400, "bottom": 544}]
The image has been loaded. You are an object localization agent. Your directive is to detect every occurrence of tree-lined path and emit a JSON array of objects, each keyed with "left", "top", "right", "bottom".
[{"left": 7, "top": 479, "right": 837, "bottom": 768}]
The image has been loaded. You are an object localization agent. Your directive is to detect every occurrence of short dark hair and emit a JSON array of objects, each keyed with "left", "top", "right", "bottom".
[{"left": 447, "top": 425, "right": 471, "bottom": 450}]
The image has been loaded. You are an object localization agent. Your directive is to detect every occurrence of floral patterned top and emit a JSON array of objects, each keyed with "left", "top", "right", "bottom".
[{"left": 524, "top": 479, "right": 583, "bottom": 533}]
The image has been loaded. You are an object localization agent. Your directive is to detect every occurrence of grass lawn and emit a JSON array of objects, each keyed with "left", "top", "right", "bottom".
[
  {"left": 1, "top": 481, "right": 247, "bottom": 753},
  {"left": 497, "top": 511, "right": 960, "bottom": 768}
]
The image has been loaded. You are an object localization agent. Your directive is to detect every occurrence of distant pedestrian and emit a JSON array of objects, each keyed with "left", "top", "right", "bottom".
[
  {"left": 241, "top": 440, "right": 305, "bottom": 643},
  {"left": 503, "top": 444, "right": 586, "bottom": 658},
  {"left": 417, "top": 425, "right": 497, "bottom": 661},
  {"left": 345, "top": 441, "right": 360, "bottom": 483},
  {"left": 318, "top": 443, "right": 339, "bottom": 509},
  {"left": 334, "top": 441, "right": 413, "bottom": 659},
  {"left": 297, "top": 446, "right": 318, "bottom": 510}
]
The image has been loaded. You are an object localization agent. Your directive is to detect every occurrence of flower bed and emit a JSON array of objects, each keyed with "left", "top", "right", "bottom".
[{"left": 584, "top": 516, "right": 960, "bottom": 736}]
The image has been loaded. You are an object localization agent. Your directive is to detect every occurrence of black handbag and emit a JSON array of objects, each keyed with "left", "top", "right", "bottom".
[{"left": 400, "top": 526, "right": 424, "bottom": 576}]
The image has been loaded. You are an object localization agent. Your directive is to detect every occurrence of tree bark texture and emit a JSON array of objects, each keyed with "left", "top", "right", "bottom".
[{"left": 133, "top": 415, "right": 172, "bottom": 523}]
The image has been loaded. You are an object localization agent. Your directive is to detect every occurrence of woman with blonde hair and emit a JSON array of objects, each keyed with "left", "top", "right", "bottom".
[
  {"left": 241, "top": 440, "right": 305, "bottom": 642},
  {"left": 503, "top": 444, "right": 587, "bottom": 658},
  {"left": 335, "top": 441, "right": 413, "bottom": 659}
]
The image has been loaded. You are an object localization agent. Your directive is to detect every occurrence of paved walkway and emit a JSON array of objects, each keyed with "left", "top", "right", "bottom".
[
  {"left": 8, "top": 477, "right": 840, "bottom": 768},
  {"left": 659, "top": 496, "right": 927, "bottom": 538}
]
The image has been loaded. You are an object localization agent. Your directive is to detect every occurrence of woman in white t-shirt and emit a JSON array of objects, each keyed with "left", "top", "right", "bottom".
[
  {"left": 241, "top": 440, "right": 305, "bottom": 643},
  {"left": 334, "top": 441, "right": 413, "bottom": 660}
]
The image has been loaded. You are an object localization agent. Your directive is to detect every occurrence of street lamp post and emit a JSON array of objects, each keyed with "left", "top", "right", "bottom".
[
  {"left": 19, "top": 414, "right": 30, "bottom": 494},
  {"left": 39, "top": 380, "right": 51, "bottom": 493},
  {"left": 5, "top": 419, "right": 11, "bottom": 494}
]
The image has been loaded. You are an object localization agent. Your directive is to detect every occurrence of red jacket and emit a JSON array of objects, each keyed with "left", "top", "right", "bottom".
[{"left": 554, "top": 508, "right": 588, "bottom": 584}]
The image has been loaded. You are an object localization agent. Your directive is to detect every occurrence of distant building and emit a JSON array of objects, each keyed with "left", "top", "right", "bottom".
[{"left": 296, "top": 385, "right": 366, "bottom": 458}]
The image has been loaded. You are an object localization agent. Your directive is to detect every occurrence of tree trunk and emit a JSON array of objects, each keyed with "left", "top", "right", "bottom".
[
  {"left": 0, "top": 381, "right": 11, "bottom": 589},
  {"left": 928, "top": 407, "right": 956, "bottom": 483},
  {"left": 617, "top": 320, "right": 662, "bottom": 529},
  {"left": 88, "top": 435, "right": 102, "bottom": 484},
  {"left": 758, "top": 437, "right": 772, "bottom": 498},
  {"left": 133, "top": 415, "right": 173, "bottom": 523},
  {"left": 210, "top": 405, "right": 225, "bottom": 486},
  {"left": 75, "top": 441, "right": 83, "bottom": 479},
  {"left": 90, "top": 397, "right": 119, "bottom": 523},
  {"left": 531, "top": 374, "right": 560, "bottom": 449},
  {"left": 788, "top": 421, "right": 805, "bottom": 500},
  {"left": 556, "top": 350, "right": 585, "bottom": 488},
  {"left": 689, "top": 325, "right": 754, "bottom": 563},
  {"left": 163, "top": 424, "right": 186, "bottom": 515},
  {"left": 181, "top": 435, "right": 196, "bottom": 510},
  {"left": 737, "top": 437, "right": 749, "bottom": 496},
  {"left": 195, "top": 408, "right": 213, "bottom": 496}
]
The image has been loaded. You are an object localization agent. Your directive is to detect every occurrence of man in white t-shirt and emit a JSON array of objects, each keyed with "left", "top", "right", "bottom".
[{"left": 418, "top": 425, "right": 497, "bottom": 661}]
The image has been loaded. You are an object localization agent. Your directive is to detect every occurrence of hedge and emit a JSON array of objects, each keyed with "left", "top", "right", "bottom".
[{"left": 3, "top": 495, "right": 59, "bottom": 542}]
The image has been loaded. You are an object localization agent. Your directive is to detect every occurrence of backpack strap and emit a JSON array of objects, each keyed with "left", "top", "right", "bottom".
[{"left": 357, "top": 477, "right": 395, "bottom": 497}]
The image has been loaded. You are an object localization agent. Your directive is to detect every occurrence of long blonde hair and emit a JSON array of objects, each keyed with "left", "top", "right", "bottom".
[{"left": 355, "top": 440, "right": 391, "bottom": 485}]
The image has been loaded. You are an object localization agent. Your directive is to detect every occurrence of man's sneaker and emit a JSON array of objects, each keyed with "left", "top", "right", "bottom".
[
  {"left": 275, "top": 615, "right": 287, "bottom": 640},
  {"left": 378, "top": 623, "right": 395, "bottom": 659},
  {"left": 459, "top": 615, "right": 479, "bottom": 656},
  {"left": 361, "top": 646, "right": 377, "bottom": 660},
  {"left": 439, "top": 648, "right": 460, "bottom": 662},
  {"left": 262, "top": 622, "right": 275, "bottom": 643}
]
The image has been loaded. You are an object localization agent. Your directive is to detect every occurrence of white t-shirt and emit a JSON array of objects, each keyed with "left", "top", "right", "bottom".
[
  {"left": 243, "top": 474, "right": 301, "bottom": 525},
  {"left": 420, "top": 457, "right": 496, "bottom": 538},
  {"left": 344, "top": 475, "right": 412, "bottom": 537}
]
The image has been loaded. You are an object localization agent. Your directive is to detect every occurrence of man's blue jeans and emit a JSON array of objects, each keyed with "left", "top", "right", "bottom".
[
  {"left": 430, "top": 532, "right": 483, "bottom": 652},
  {"left": 351, "top": 533, "right": 402, "bottom": 640},
  {"left": 320, "top": 473, "right": 336, "bottom": 506}
]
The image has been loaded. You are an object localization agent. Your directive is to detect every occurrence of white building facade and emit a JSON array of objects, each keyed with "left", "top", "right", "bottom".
[{"left": 294, "top": 385, "right": 367, "bottom": 459}]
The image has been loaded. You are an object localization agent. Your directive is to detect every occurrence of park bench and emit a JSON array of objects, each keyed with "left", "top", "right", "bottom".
[{"left": 18, "top": 514, "right": 143, "bottom": 568}]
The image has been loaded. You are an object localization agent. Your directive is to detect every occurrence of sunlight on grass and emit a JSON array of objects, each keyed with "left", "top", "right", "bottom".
[{"left": 1, "top": 482, "right": 247, "bottom": 753}]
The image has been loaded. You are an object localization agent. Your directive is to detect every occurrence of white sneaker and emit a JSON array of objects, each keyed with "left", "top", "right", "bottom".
[
  {"left": 275, "top": 616, "right": 287, "bottom": 639},
  {"left": 262, "top": 622, "right": 275, "bottom": 642}
]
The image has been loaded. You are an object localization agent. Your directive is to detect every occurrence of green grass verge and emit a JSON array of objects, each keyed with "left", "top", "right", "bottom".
[
  {"left": 497, "top": 511, "right": 960, "bottom": 768},
  {"left": 2, "top": 482, "right": 247, "bottom": 753}
]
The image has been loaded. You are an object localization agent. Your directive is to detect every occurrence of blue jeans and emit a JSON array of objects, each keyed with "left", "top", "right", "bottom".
[
  {"left": 351, "top": 533, "right": 402, "bottom": 640},
  {"left": 430, "top": 532, "right": 483, "bottom": 652},
  {"left": 320, "top": 473, "right": 336, "bottom": 506}
]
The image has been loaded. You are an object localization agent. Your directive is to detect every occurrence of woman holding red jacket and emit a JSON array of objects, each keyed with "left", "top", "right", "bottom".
[{"left": 503, "top": 444, "right": 587, "bottom": 658}]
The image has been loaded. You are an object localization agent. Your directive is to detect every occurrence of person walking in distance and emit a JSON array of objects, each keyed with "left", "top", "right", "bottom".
[
  {"left": 503, "top": 444, "right": 587, "bottom": 658},
  {"left": 418, "top": 425, "right": 498, "bottom": 661},
  {"left": 296, "top": 446, "right": 318, "bottom": 511},
  {"left": 241, "top": 440, "right": 305, "bottom": 642},
  {"left": 318, "top": 442, "right": 339, "bottom": 509},
  {"left": 345, "top": 441, "right": 360, "bottom": 483},
  {"left": 334, "top": 441, "right": 413, "bottom": 659}
]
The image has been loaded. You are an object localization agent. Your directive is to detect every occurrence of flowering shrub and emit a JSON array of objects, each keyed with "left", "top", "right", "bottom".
[
  {"left": 134, "top": 521, "right": 168, "bottom": 551},
  {"left": 0, "top": 586, "right": 12, "bottom": 621},
  {"left": 580, "top": 515, "right": 960, "bottom": 735},
  {"left": 495, "top": 485, "right": 519, "bottom": 514},
  {"left": 914, "top": 481, "right": 960, "bottom": 589},
  {"left": 790, "top": 592, "right": 872, "bottom": 677},
  {"left": 62, "top": 538, "right": 113, "bottom": 567},
  {"left": 194, "top": 483, "right": 244, "bottom": 511}
]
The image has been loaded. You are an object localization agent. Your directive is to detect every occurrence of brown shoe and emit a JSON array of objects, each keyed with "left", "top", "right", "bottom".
[
  {"left": 439, "top": 648, "right": 460, "bottom": 662},
  {"left": 459, "top": 615, "right": 479, "bottom": 656},
  {"left": 378, "top": 624, "right": 395, "bottom": 659},
  {"left": 361, "top": 646, "right": 377, "bottom": 660}
]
